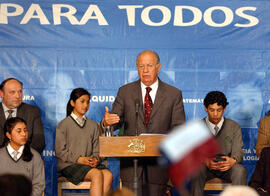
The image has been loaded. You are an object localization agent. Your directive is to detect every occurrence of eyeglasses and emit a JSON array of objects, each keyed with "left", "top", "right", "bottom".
[{"left": 137, "top": 64, "right": 157, "bottom": 70}]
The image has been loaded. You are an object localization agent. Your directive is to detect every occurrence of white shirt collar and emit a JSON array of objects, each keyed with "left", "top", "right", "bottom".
[
  {"left": 2, "top": 103, "right": 17, "bottom": 119},
  {"left": 141, "top": 79, "right": 159, "bottom": 103},
  {"left": 205, "top": 116, "right": 224, "bottom": 135},
  {"left": 7, "top": 143, "right": 24, "bottom": 160},
  {"left": 70, "top": 112, "right": 87, "bottom": 127}
]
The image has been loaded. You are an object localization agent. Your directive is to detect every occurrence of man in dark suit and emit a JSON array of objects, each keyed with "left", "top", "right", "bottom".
[
  {"left": 102, "top": 50, "right": 186, "bottom": 196},
  {"left": 0, "top": 78, "right": 45, "bottom": 153},
  {"left": 249, "top": 147, "right": 270, "bottom": 196}
]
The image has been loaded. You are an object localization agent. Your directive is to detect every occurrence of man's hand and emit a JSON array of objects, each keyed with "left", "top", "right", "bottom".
[
  {"left": 205, "top": 157, "right": 220, "bottom": 170},
  {"left": 217, "top": 156, "right": 236, "bottom": 172},
  {"left": 103, "top": 106, "right": 120, "bottom": 127}
]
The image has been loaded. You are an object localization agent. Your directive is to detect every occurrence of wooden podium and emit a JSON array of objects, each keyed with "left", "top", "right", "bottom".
[
  {"left": 99, "top": 135, "right": 165, "bottom": 196},
  {"left": 99, "top": 135, "right": 165, "bottom": 157}
]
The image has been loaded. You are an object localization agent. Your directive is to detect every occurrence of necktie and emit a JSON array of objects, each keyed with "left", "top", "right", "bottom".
[
  {"left": 7, "top": 110, "right": 13, "bottom": 119},
  {"left": 214, "top": 125, "right": 219, "bottom": 136},
  {"left": 13, "top": 151, "right": 19, "bottom": 161},
  {"left": 144, "top": 87, "right": 153, "bottom": 127},
  {"left": 76, "top": 117, "right": 85, "bottom": 127}
]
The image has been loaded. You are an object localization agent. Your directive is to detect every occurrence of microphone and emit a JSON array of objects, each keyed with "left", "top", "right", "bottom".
[
  {"left": 135, "top": 99, "right": 140, "bottom": 136},
  {"left": 135, "top": 99, "right": 140, "bottom": 116}
]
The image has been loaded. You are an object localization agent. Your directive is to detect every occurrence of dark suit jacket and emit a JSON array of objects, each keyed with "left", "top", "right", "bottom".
[
  {"left": 249, "top": 147, "right": 270, "bottom": 196},
  {"left": 110, "top": 79, "right": 185, "bottom": 185},
  {"left": 0, "top": 102, "right": 45, "bottom": 153},
  {"left": 111, "top": 79, "right": 185, "bottom": 135}
]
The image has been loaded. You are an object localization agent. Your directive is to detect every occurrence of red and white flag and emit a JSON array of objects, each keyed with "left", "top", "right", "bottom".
[{"left": 159, "top": 121, "right": 219, "bottom": 187}]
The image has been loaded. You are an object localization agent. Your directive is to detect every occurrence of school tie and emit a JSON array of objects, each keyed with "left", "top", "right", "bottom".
[
  {"left": 13, "top": 151, "right": 19, "bottom": 161},
  {"left": 7, "top": 110, "right": 13, "bottom": 119},
  {"left": 214, "top": 125, "right": 219, "bottom": 136},
  {"left": 144, "top": 87, "right": 153, "bottom": 128},
  {"left": 76, "top": 117, "right": 85, "bottom": 127}
]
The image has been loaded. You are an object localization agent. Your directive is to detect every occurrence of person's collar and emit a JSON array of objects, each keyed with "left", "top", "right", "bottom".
[
  {"left": 70, "top": 112, "right": 86, "bottom": 121},
  {"left": 7, "top": 143, "right": 24, "bottom": 155},
  {"left": 140, "top": 79, "right": 159, "bottom": 91},
  {"left": 206, "top": 116, "right": 224, "bottom": 130},
  {"left": 2, "top": 103, "right": 17, "bottom": 113},
  {"left": 70, "top": 112, "right": 86, "bottom": 127}
]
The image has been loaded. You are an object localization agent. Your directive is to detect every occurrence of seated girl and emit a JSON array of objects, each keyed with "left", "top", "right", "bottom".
[
  {"left": 55, "top": 88, "right": 113, "bottom": 196},
  {"left": 0, "top": 117, "right": 45, "bottom": 196}
]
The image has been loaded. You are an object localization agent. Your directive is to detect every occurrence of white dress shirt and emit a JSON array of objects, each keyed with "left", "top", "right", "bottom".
[
  {"left": 2, "top": 103, "right": 17, "bottom": 119},
  {"left": 7, "top": 143, "right": 24, "bottom": 161},
  {"left": 141, "top": 79, "right": 159, "bottom": 104},
  {"left": 70, "top": 112, "right": 87, "bottom": 127},
  {"left": 205, "top": 116, "right": 224, "bottom": 135}
]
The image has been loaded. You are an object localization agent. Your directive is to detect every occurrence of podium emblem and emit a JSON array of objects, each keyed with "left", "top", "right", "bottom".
[{"left": 128, "top": 139, "right": 145, "bottom": 153}]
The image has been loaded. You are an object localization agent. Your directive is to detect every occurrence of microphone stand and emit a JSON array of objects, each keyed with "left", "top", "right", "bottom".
[
  {"left": 134, "top": 100, "right": 139, "bottom": 196},
  {"left": 135, "top": 108, "right": 139, "bottom": 137}
]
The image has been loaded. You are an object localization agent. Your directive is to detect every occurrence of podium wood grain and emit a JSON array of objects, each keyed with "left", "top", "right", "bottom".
[{"left": 99, "top": 136, "right": 165, "bottom": 157}]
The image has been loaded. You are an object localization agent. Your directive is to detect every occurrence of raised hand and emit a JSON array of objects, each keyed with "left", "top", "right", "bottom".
[{"left": 103, "top": 106, "right": 120, "bottom": 126}]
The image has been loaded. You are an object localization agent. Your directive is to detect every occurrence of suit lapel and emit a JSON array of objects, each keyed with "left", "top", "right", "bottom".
[
  {"left": 16, "top": 103, "right": 24, "bottom": 118},
  {"left": 0, "top": 104, "right": 6, "bottom": 129},
  {"left": 132, "top": 81, "right": 144, "bottom": 122},
  {"left": 150, "top": 80, "right": 166, "bottom": 119}
]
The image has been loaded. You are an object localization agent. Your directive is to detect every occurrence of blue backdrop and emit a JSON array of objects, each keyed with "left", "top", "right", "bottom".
[{"left": 0, "top": 0, "right": 269, "bottom": 195}]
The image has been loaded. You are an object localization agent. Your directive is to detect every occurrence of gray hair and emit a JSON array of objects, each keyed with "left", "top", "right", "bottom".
[{"left": 136, "top": 50, "right": 160, "bottom": 66}]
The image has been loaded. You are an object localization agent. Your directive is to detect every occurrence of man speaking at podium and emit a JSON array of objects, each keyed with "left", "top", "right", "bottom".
[{"left": 102, "top": 50, "right": 185, "bottom": 196}]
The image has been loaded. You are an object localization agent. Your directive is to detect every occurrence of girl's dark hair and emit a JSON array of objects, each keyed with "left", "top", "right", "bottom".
[
  {"left": 2, "top": 117, "right": 33, "bottom": 162},
  {"left": 66, "top": 88, "right": 91, "bottom": 117}
]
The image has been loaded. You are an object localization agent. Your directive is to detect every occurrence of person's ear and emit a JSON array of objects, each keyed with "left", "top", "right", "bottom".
[
  {"left": 204, "top": 106, "right": 208, "bottom": 112},
  {"left": 0, "top": 90, "right": 4, "bottom": 99},
  {"left": 157, "top": 64, "right": 161, "bottom": 73},
  {"left": 6, "top": 132, "right": 11, "bottom": 140},
  {"left": 70, "top": 100, "right": 75, "bottom": 107}
]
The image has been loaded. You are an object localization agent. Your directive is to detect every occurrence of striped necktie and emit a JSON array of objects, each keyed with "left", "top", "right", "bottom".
[
  {"left": 214, "top": 125, "right": 219, "bottom": 136},
  {"left": 7, "top": 110, "right": 13, "bottom": 119},
  {"left": 13, "top": 151, "right": 19, "bottom": 161}
]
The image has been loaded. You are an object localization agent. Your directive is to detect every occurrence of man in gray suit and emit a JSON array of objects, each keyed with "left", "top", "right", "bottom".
[
  {"left": 0, "top": 78, "right": 45, "bottom": 153},
  {"left": 190, "top": 91, "right": 247, "bottom": 196},
  {"left": 102, "top": 50, "right": 185, "bottom": 196}
]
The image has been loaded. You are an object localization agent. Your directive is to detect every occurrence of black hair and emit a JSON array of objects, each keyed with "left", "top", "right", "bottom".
[
  {"left": 2, "top": 117, "right": 33, "bottom": 162},
  {"left": 204, "top": 91, "right": 229, "bottom": 108},
  {"left": 66, "top": 88, "right": 91, "bottom": 117},
  {"left": 265, "top": 110, "right": 270, "bottom": 116},
  {"left": 0, "top": 78, "right": 23, "bottom": 91},
  {"left": 0, "top": 174, "right": 32, "bottom": 196}
]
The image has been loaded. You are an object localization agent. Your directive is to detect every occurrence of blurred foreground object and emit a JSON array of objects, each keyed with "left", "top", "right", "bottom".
[
  {"left": 0, "top": 174, "right": 32, "bottom": 196},
  {"left": 159, "top": 121, "right": 219, "bottom": 187},
  {"left": 105, "top": 187, "right": 136, "bottom": 196},
  {"left": 220, "top": 185, "right": 259, "bottom": 196}
]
